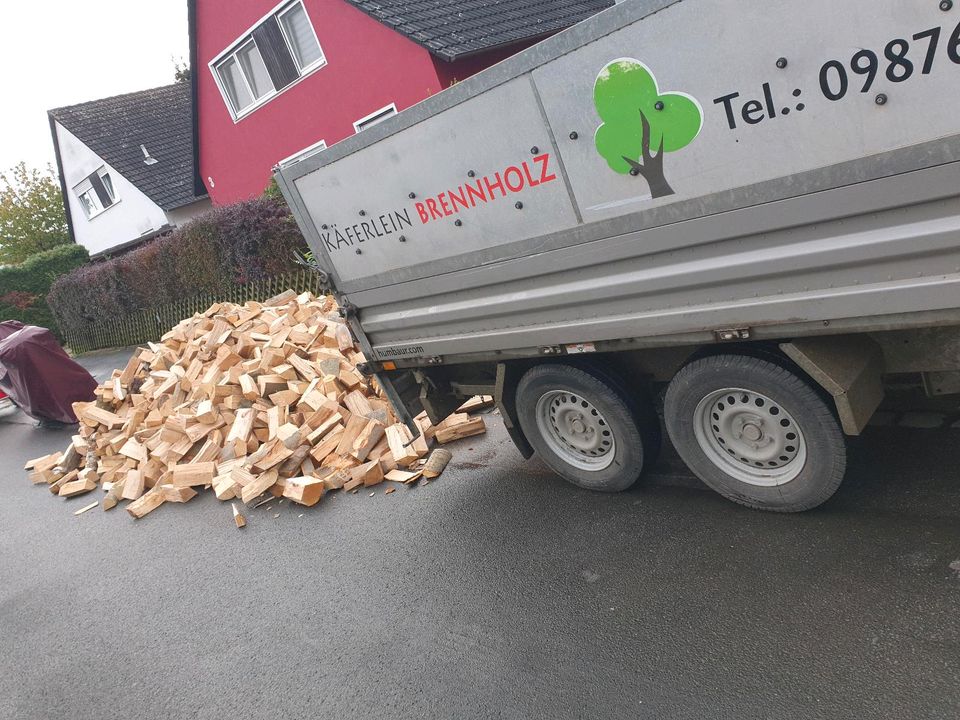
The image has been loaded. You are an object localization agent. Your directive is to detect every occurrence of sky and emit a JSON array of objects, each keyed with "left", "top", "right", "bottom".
[{"left": 0, "top": 0, "right": 189, "bottom": 173}]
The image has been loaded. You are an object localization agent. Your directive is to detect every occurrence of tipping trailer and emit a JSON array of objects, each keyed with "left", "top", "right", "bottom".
[{"left": 276, "top": 0, "right": 960, "bottom": 511}]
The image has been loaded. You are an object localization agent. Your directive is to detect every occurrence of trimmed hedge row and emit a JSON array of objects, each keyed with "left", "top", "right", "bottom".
[
  {"left": 47, "top": 198, "right": 308, "bottom": 339},
  {"left": 0, "top": 244, "right": 89, "bottom": 336}
]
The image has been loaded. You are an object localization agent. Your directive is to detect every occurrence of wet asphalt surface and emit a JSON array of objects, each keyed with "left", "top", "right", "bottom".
[{"left": 0, "top": 349, "right": 958, "bottom": 720}]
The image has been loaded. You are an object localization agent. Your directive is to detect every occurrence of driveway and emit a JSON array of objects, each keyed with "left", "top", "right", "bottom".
[{"left": 0, "top": 348, "right": 958, "bottom": 720}]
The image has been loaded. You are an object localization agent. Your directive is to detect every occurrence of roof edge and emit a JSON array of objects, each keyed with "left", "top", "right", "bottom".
[
  {"left": 434, "top": 33, "right": 555, "bottom": 62},
  {"left": 48, "top": 82, "right": 187, "bottom": 120}
]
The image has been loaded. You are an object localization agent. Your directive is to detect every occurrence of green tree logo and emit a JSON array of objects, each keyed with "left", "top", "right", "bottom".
[{"left": 594, "top": 58, "right": 703, "bottom": 199}]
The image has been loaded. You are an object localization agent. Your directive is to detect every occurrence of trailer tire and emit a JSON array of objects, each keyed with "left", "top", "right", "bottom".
[
  {"left": 664, "top": 354, "right": 846, "bottom": 512},
  {"left": 516, "top": 363, "right": 659, "bottom": 492}
]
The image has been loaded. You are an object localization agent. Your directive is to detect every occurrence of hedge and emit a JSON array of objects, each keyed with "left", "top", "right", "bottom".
[
  {"left": 0, "top": 244, "right": 89, "bottom": 336},
  {"left": 47, "top": 197, "right": 308, "bottom": 339}
]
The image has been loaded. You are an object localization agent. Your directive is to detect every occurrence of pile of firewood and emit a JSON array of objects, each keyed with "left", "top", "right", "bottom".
[{"left": 24, "top": 291, "right": 489, "bottom": 524}]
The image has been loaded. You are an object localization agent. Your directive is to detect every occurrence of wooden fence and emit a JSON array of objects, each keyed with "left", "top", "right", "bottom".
[{"left": 63, "top": 270, "right": 326, "bottom": 354}]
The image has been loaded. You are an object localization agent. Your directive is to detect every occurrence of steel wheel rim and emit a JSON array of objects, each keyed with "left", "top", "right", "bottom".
[
  {"left": 693, "top": 387, "right": 807, "bottom": 487},
  {"left": 535, "top": 390, "right": 616, "bottom": 471}
]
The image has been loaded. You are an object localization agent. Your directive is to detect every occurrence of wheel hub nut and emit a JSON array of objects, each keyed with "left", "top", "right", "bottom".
[{"left": 742, "top": 423, "right": 762, "bottom": 442}]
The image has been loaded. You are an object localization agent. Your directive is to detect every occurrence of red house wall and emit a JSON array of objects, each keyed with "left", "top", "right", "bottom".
[{"left": 196, "top": 0, "right": 447, "bottom": 203}]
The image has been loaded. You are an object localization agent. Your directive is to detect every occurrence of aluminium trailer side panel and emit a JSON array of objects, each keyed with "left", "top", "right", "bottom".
[
  {"left": 277, "top": 0, "right": 960, "bottom": 363},
  {"left": 291, "top": 77, "right": 580, "bottom": 285}
]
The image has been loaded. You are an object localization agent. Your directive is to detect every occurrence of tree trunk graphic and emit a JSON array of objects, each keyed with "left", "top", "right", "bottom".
[{"left": 621, "top": 109, "right": 674, "bottom": 199}]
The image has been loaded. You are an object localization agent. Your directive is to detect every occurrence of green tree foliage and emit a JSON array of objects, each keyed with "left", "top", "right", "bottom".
[
  {"left": 173, "top": 57, "right": 191, "bottom": 83},
  {"left": 0, "top": 163, "right": 72, "bottom": 264},
  {"left": 594, "top": 60, "right": 703, "bottom": 198},
  {"left": 262, "top": 176, "right": 285, "bottom": 202}
]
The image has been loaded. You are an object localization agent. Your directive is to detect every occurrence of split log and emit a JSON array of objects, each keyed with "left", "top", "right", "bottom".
[
  {"left": 283, "top": 476, "right": 326, "bottom": 507},
  {"left": 385, "top": 423, "right": 419, "bottom": 465},
  {"left": 435, "top": 416, "right": 486, "bottom": 444},
  {"left": 232, "top": 503, "right": 246, "bottom": 528},
  {"left": 126, "top": 489, "right": 165, "bottom": 519}
]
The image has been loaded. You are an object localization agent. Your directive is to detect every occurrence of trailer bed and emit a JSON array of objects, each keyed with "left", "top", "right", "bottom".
[{"left": 277, "top": 0, "right": 960, "bottom": 364}]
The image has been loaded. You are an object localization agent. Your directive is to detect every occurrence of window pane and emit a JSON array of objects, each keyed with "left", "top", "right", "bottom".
[
  {"left": 100, "top": 173, "right": 115, "bottom": 202},
  {"left": 217, "top": 56, "right": 253, "bottom": 113},
  {"left": 280, "top": 4, "right": 322, "bottom": 69},
  {"left": 238, "top": 42, "right": 273, "bottom": 99},
  {"left": 78, "top": 191, "right": 101, "bottom": 218}
]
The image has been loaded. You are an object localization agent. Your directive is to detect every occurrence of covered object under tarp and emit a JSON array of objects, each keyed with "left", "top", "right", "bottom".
[{"left": 0, "top": 322, "right": 97, "bottom": 424}]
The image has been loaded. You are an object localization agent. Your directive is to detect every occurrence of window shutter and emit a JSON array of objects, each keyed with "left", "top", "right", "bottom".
[
  {"left": 88, "top": 172, "right": 112, "bottom": 208},
  {"left": 252, "top": 17, "right": 299, "bottom": 90}
]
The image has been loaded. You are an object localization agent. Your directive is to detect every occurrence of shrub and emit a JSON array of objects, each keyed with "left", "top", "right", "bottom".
[
  {"left": 0, "top": 243, "right": 89, "bottom": 336},
  {"left": 0, "top": 290, "right": 39, "bottom": 310},
  {"left": 262, "top": 177, "right": 284, "bottom": 201},
  {"left": 47, "top": 197, "right": 309, "bottom": 340}
]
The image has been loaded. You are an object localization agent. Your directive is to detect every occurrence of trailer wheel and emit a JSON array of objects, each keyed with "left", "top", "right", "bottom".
[
  {"left": 515, "top": 364, "right": 659, "bottom": 492},
  {"left": 664, "top": 355, "right": 846, "bottom": 512}
]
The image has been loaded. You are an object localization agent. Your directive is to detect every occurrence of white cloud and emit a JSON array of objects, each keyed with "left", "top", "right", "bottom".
[{"left": 0, "top": 0, "right": 188, "bottom": 172}]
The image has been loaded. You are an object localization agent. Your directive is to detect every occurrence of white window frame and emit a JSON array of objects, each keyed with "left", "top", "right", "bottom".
[
  {"left": 276, "top": 1, "right": 325, "bottom": 74},
  {"left": 277, "top": 138, "right": 327, "bottom": 168},
  {"left": 234, "top": 38, "right": 272, "bottom": 100},
  {"left": 213, "top": 39, "right": 272, "bottom": 119},
  {"left": 353, "top": 103, "right": 398, "bottom": 133},
  {"left": 73, "top": 167, "right": 119, "bottom": 220},
  {"left": 209, "top": 0, "right": 327, "bottom": 122}
]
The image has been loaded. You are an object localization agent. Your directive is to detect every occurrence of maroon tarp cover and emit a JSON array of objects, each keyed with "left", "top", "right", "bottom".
[{"left": 0, "top": 322, "right": 97, "bottom": 423}]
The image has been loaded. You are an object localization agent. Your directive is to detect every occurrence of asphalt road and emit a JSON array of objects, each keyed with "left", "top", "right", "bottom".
[{"left": 1, "top": 349, "right": 958, "bottom": 720}]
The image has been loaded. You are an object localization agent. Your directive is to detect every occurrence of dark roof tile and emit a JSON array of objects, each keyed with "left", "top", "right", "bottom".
[{"left": 344, "top": 0, "right": 614, "bottom": 61}]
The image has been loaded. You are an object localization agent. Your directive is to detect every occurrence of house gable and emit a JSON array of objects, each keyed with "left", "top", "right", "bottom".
[
  {"left": 49, "top": 83, "right": 205, "bottom": 212},
  {"left": 52, "top": 122, "right": 171, "bottom": 256}
]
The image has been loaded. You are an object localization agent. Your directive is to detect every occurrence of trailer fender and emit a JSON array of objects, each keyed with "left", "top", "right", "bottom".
[{"left": 779, "top": 335, "right": 884, "bottom": 436}]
